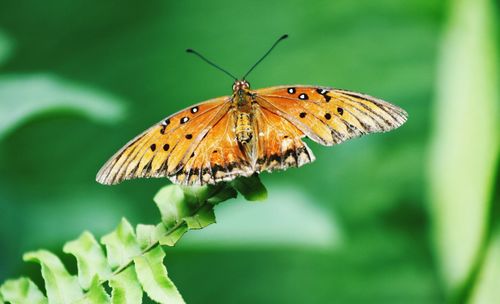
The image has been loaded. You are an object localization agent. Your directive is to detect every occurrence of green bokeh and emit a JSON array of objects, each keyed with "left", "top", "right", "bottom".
[{"left": 0, "top": 0, "right": 498, "bottom": 303}]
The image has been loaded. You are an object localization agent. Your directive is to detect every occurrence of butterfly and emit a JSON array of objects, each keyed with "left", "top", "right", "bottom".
[{"left": 96, "top": 35, "right": 408, "bottom": 186}]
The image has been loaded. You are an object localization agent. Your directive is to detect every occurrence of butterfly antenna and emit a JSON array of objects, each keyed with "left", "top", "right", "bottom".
[
  {"left": 242, "top": 34, "right": 289, "bottom": 80},
  {"left": 186, "top": 48, "right": 238, "bottom": 80}
]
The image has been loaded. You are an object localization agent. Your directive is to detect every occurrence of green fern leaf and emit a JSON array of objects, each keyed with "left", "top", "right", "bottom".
[
  {"left": 0, "top": 176, "right": 268, "bottom": 303},
  {"left": 231, "top": 175, "right": 267, "bottom": 201},
  {"left": 158, "top": 224, "right": 188, "bottom": 247},
  {"left": 136, "top": 224, "right": 165, "bottom": 249},
  {"left": 134, "top": 246, "right": 185, "bottom": 304},
  {"left": 73, "top": 277, "right": 110, "bottom": 304},
  {"left": 101, "top": 218, "right": 141, "bottom": 269},
  {"left": 63, "top": 231, "right": 112, "bottom": 289},
  {"left": 207, "top": 184, "right": 238, "bottom": 205},
  {"left": 23, "top": 250, "right": 83, "bottom": 304},
  {"left": 135, "top": 223, "right": 188, "bottom": 248},
  {"left": 109, "top": 266, "right": 143, "bottom": 304},
  {"left": 154, "top": 185, "right": 192, "bottom": 229},
  {"left": 0, "top": 277, "right": 47, "bottom": 304},
  {"left": 180, "top": 184, "right": 224, "bottom": 205},
  {"left": 183, "top": 204, "right": 216, "bottom": 229}
]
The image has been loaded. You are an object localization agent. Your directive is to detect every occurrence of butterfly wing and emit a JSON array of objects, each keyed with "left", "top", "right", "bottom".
[
  {"left": 96, "top": 96, "right": 231, "bottom": 185},
  {"left": 254, "top": 86, "right": 407, "bottom": 146},
  {"left": 252, "top": 105, "right": 315, "bottom": 173}
]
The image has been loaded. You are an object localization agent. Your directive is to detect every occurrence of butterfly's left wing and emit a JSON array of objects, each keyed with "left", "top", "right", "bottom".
[{"left": 254, "top": 85, "right": 407, "bottom": 146}]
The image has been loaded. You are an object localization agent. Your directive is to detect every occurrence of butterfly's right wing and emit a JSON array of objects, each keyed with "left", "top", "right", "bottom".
[{"left": 96, "top": 96, "right": 232, "bottom": 185}]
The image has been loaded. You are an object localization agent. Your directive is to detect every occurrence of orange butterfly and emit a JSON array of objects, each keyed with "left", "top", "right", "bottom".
[{"left": 97, "top": 35, "right": 407, "bottom": 186}]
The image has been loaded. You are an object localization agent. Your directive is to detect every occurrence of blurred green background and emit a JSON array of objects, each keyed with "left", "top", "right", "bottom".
[{"left": 0, "top": 0, "right": 498, "bottom": 303}]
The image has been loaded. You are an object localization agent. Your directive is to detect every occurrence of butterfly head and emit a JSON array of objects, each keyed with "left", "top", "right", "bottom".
[{"left": 232, "top": 80, "right": 250, "bottom": 93}]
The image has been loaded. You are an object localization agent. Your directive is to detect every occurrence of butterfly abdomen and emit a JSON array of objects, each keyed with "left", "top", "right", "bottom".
[{"left": 235, "top": 112, "right": 253, "bottom": 143}]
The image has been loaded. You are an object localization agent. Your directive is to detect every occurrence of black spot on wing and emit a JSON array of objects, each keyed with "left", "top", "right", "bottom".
[
  {"left": 316, "top": 88, "right": 331, "bottom": 102},
  {"left": 160, "top": 118, "right": 170, "bottom": 134}
]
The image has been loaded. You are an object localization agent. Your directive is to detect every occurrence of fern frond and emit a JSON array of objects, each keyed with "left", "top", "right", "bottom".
[{"left": 0, "top": 175, "right": 267, "bottom": 304}]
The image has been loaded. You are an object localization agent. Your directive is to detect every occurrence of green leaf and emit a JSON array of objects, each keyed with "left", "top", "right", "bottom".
[
  {"left": 0, "top": 74, "right": 126, "bottom": 141},
  {"left": 109, "top": 266, "right": 143, "bottom": 304},
  {"left": 134, "top": 246, "right": 185, "bottom": 304},
  {"left": 73, "top": 277, "right": 110, "bottom": 304},
  {"left": 136, "top": 222, "right": 189, "bottom": 248},
  {"left": 23, "top": 250, "right": 83, "bottom": 304},
  {"left": 0, "top": 277, "right": 47, "bottom": 304},
  {"left": 428, "top": 0, "right": 499, "bottom": 295},
  {"left": 183, "top": 204, "right": 216, "bottom": 229},
  {"left": 158, "top": 224, "right": 188, "bottom": 247},
  {"left": 63, "top": 231, "right": 112, "bottom": 289},
  {"left": 181, "top": 184, "right": 225, "bottom": 205},
  {"left": 136, "top": 224, "right": 166, "bottom": 249},
  {"left": 154, "top": 185, "right": 191, "bottom": 228},
  {"left": 100, "top": 218, "right": 141, "bottom": 269},
  {"left": 230, "top": 175, "right": 268, "bottom": 201},
  {"left": 207, "top": 184, "right": 238, "bottom": 205},
  {"left": 180, "top": 185, "right": 210, "bottom": 205}
]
